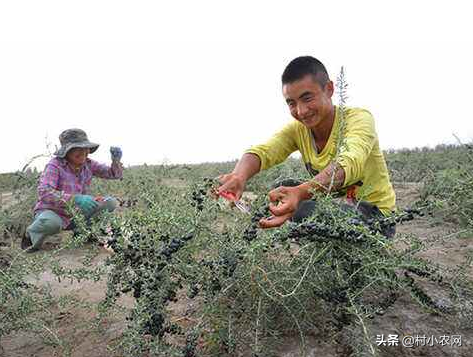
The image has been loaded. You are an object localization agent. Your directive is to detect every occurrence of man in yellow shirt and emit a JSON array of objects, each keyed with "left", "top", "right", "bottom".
[{"left": 218, "top": 56, "right": 396, "bottom": 237}]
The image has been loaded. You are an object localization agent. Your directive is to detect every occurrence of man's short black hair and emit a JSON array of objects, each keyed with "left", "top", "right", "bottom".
[{"left": 282, "top": 56, "right": 330, "bottom": 87}]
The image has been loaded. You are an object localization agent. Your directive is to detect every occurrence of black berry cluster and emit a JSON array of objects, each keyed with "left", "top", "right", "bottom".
[
  {"left": 198, "top": 251, "right": 242, "bottom": 296},
  {"left": 282, "top": 219, "right": 366, "bottom": 244},
  {"left": 160, "top": 233, "right": 194, "bottom": 259},
  {"left": 182, "top": 331, "right": 198, "bottom": 357},
  {"left": 105, "top": 225, "right": 196, "bottom": 338},
  {"left": 242, "top": 205, "right": 270, "bottom": 242},
  {"left": 118, "top": 198, "right": 139, "bottom": 208},
  {"left": 363, "top": 207, "right": 425, "bottom": 236},
  {"left": 191, "top": 177, "right": 216, "bottom": 211}
]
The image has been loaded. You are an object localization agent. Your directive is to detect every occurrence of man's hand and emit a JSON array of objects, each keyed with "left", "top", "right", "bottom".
[
  {"left": 259, "top": 183, "right": 312, "bottom": 228},
  {"left": 216, "top": 153, "right": 261, "bottom": 200},
  {"left": 217, "top": 173, "right": 246, "bottom": 200}
]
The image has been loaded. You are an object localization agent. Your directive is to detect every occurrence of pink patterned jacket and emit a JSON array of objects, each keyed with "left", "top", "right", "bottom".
[{"left": 34, "top": 157, "right": 123, "bottom": 228}]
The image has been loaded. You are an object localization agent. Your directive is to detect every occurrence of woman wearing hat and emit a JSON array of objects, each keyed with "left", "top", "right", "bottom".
[{"left": 21, "top": 128, "right": 123, "bottom": 251}]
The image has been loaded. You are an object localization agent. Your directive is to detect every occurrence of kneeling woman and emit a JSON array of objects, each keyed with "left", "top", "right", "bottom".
[{"left": 22, "top": 128, "right": 123, "bottom": 251}]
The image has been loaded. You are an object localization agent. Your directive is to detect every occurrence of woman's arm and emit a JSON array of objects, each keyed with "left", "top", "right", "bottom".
[
  {"left": 37, "top": 162, "right": 74, "bottom": 207},
  {"left": 90, "top": 159, "right": 123, "bottom": 179}
]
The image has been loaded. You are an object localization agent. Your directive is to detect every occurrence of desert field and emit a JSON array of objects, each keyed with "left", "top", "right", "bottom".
[{"left": 1, "top": 145, "right": 472, "bottom": 357}]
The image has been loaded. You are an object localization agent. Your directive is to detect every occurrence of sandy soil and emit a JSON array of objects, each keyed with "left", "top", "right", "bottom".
[
  {"left": 1, "top": 183, "right": 473, "bottom": 357},
  {"left": 0, "top": 192, "right": 14, "bottom": 210}
]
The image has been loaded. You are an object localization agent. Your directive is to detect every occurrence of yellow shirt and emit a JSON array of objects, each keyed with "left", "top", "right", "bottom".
[{"left": 245, "top": 106, "right": 396, "bottom": 215}]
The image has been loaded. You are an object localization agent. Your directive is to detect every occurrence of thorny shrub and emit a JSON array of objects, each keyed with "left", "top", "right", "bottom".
[
  {"left": 419, "top": 144, "right": 473, "bottom": 230},
  {"left": 2, "top": 154, "right": 473, "bottom": 356},
  {"left": 86, "top": 173, "right": 472, "bottom": 357}
]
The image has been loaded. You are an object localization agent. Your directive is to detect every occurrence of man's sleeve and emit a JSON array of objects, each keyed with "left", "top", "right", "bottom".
[
  {"left": 38, "top": 162, "right": 73, "bottom": 207},
  {"left": 90, "top": 159, "right": 123, "bottom": 179},
  {"left": 336, "top": 109, "right": 376, "bottom": 186},
  {"left": 245, "top": 122, "right": 299, "bottom": 171}
]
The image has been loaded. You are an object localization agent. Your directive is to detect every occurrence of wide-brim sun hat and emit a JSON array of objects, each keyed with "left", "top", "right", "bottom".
[{"left": 54, "top": 128, "right": 99, "bottom": 158}]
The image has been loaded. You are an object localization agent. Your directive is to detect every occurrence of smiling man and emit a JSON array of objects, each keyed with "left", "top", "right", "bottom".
[{"left": 218, "top": 56, "right": 396, "bottom": 237}]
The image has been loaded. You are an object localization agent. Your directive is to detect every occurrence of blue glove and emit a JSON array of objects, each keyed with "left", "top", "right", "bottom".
[
  {"left": 110, "top": 147, "right": 122, "bottom": 161},
  {"left": 74, "top": 195, "right": 98, "bottom": 216}
]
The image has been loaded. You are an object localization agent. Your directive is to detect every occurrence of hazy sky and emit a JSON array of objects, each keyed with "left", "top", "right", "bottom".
[{"left": 1, "top": 1, "right": 472, "bottom": 173}]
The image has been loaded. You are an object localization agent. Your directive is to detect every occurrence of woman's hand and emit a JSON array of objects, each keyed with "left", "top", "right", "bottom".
[
  {"left": 73, "top": 194, "right": 99, "bottom": 216},
  {"left": 110, "top": 147, "right": 123, "bottom": 162}
]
